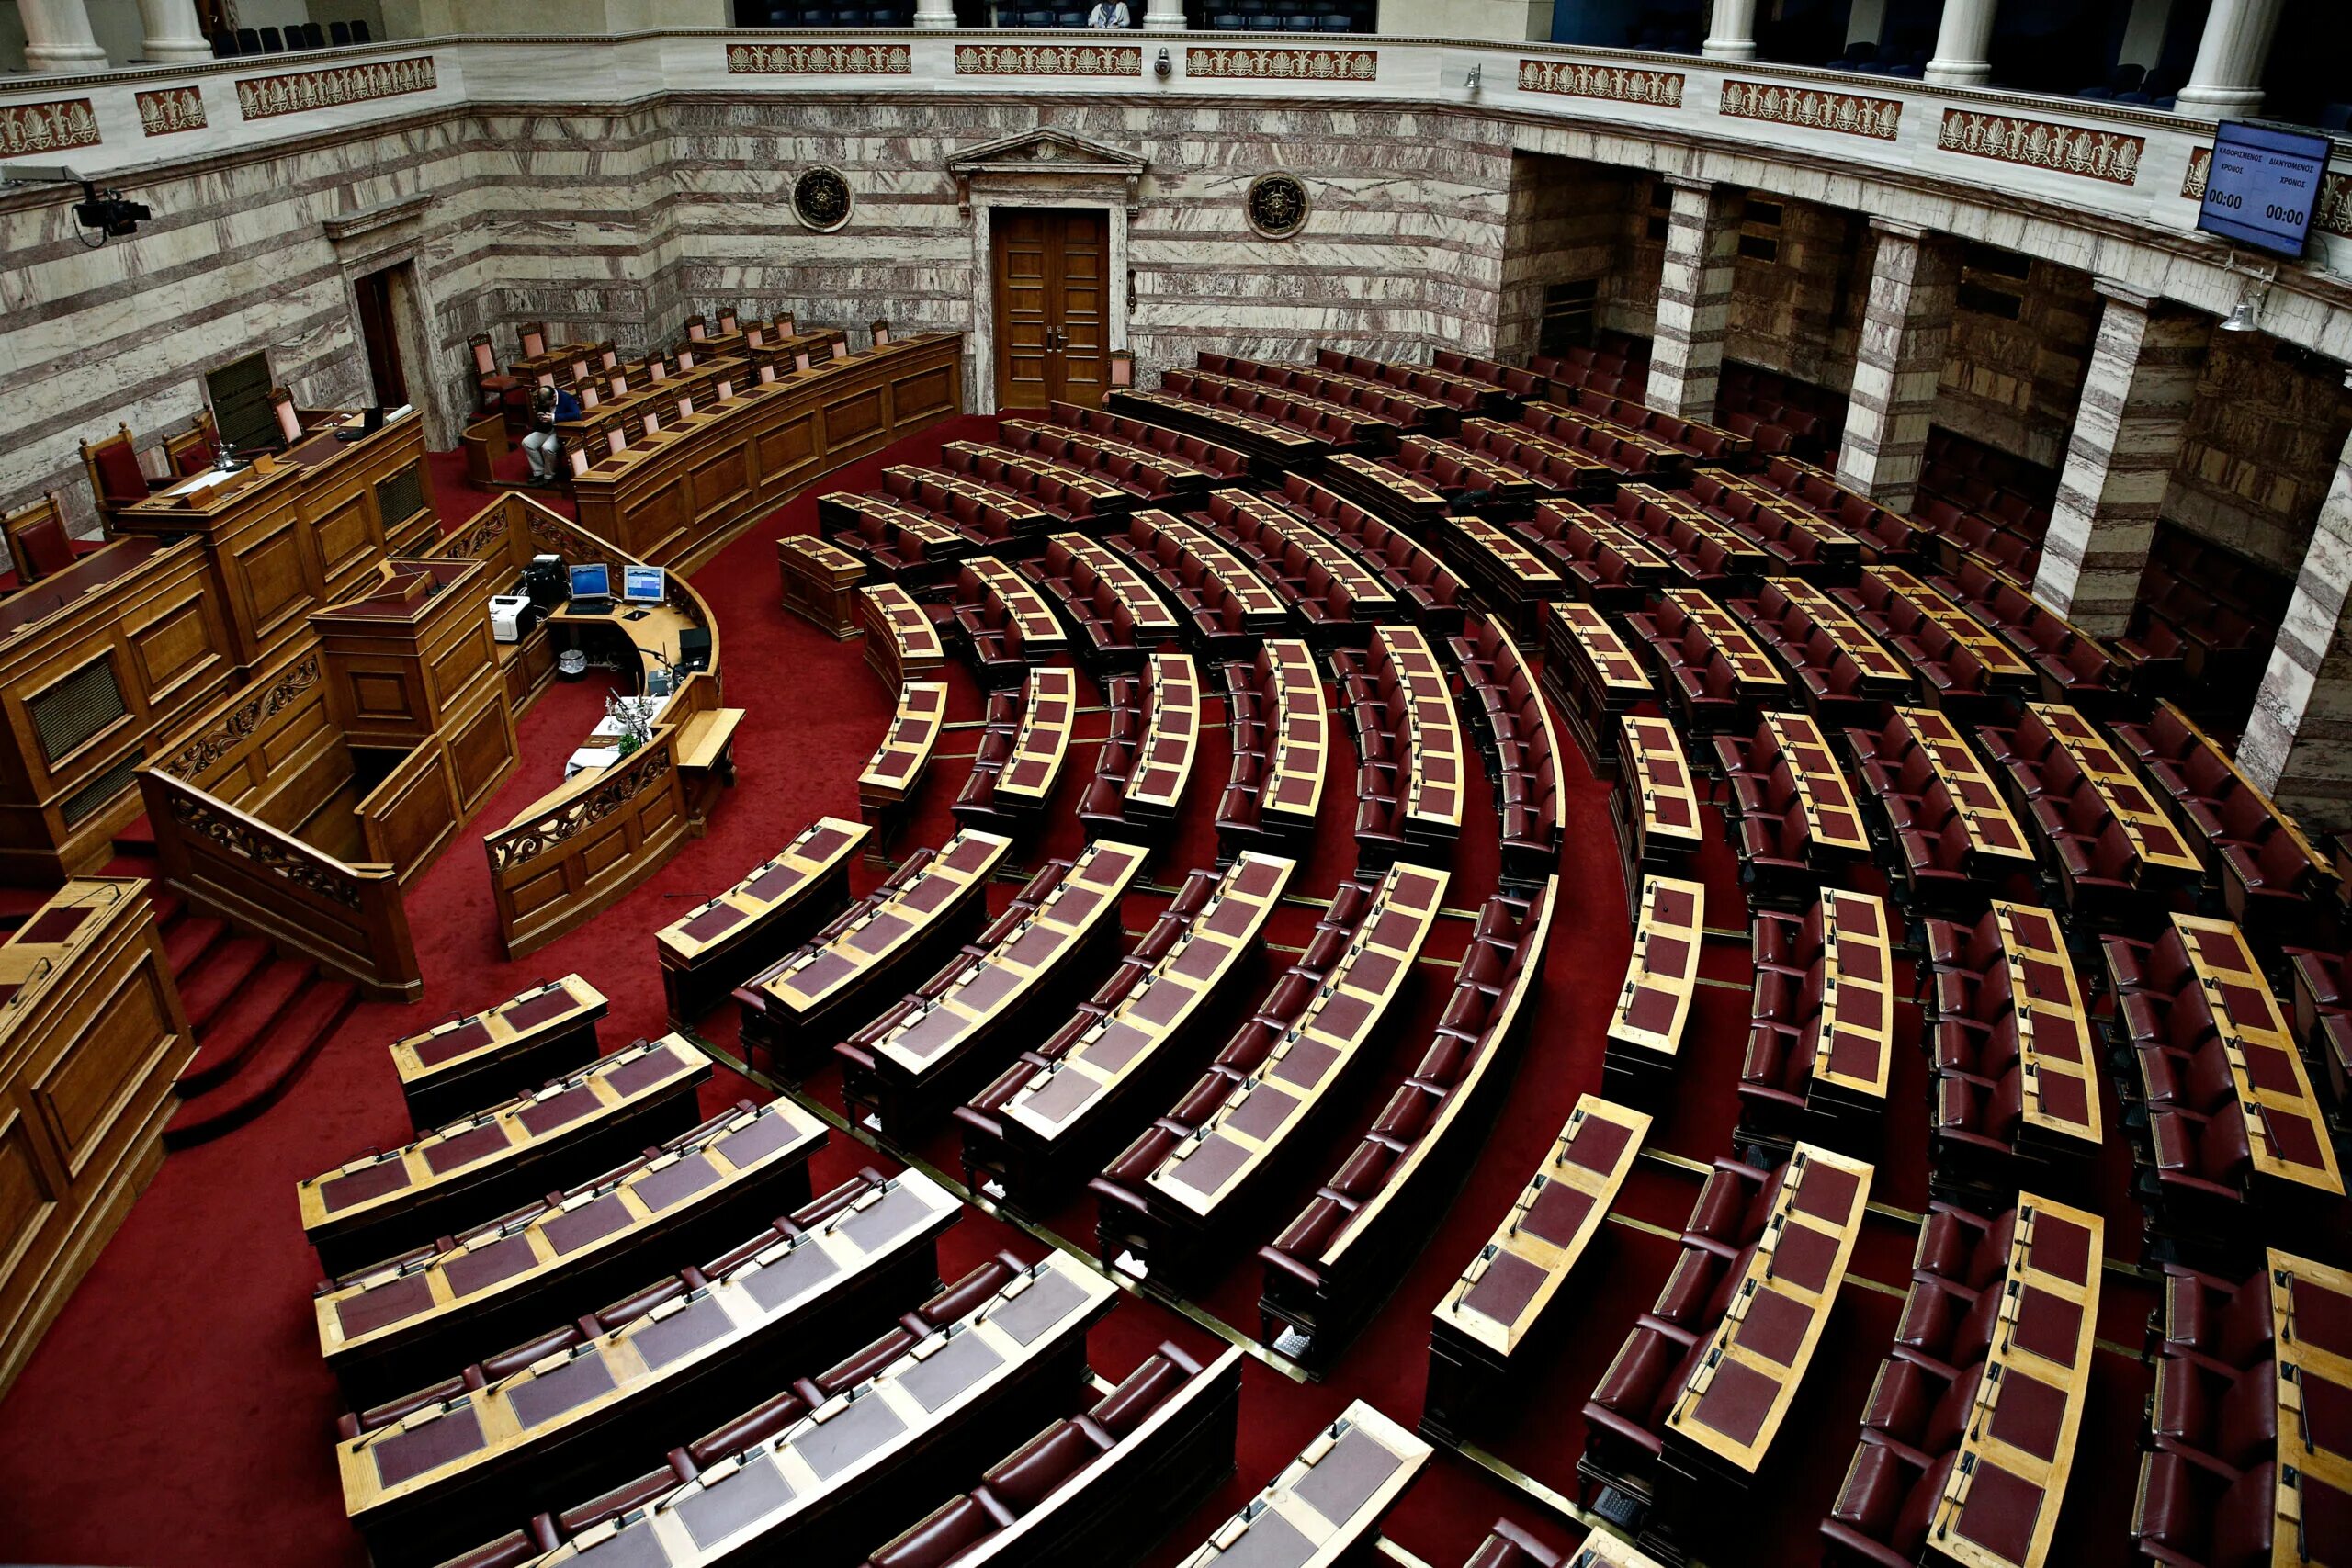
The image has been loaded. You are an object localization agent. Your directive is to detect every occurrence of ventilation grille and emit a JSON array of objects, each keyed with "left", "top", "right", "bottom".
[
  {"left": 377, "top": 463, "right": 426, "bottom": 530},
  {"left": 62, "top": 749, "right": 142, "bottom": 827},
  {"left": 31, "top": 656, "right": 127, "bottom": 766}
]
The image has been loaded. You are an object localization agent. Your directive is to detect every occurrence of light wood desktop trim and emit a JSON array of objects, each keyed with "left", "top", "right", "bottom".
[
  {"left": 757, "top": 830, "right": 1013, "bottom": 1017},
  {"left": 1174, "top": 1399, "right": 1431, "bottom": 1568},
  {"left": 389, "top": 975, "right": 608, "bottom": 1090},
  {"left": 1609, "top": 875, "right": 1706, "bottom": 1059},
  {"left": 860, "top": 685, "right": 948, "bottom": 810},
  {"left": 1991, "top": 901, "right": 2103, "bottom": 1149},
  {"left": 1125, "top": 654, "right": 1201, "bottom": 815},
  {"left": 2174, "top": 913, "right": 2344, "bottom": 1196}
]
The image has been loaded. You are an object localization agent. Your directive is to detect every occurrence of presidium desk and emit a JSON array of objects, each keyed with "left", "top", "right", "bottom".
[{"left": 0, "top": 408, "right": 433, "bottom": 886}]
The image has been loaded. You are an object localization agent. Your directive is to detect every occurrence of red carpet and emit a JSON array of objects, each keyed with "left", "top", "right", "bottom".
[{"left": 0, "top": 421, "right": 2153, "bottom": 1568}]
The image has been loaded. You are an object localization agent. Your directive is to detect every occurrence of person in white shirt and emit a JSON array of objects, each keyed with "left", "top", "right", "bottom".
[{"left": 1085, "top": 0, "right": 1129, "bottom": 26}]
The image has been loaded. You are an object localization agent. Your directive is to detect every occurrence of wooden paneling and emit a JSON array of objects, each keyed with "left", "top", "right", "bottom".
[
  {"left": 0, "top": 881, "right": 192, "bottom": 1396},
  {"left": 485, "top": 728, "right": 691, "bottom": 960},
  {"left": 570, "top": 334, "right": 965, "bottom": 572},
  {"left": 357, "top": 746, "right": 459, "bottom": 884},
  {"left": 443, "top": 693, "right": 516, "bottom": 817}
]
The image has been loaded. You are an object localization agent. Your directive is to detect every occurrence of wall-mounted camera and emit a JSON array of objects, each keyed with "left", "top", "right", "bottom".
[{"left": 1, "top": 164, "right": 153, "bottom": 244}]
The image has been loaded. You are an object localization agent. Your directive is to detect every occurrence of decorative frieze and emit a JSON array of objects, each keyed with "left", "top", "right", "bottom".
[
  {"left": 1936, "top": 109, "right": 2143, "bottom": 186},
  {"left": 1185, "top": 47, "right": 1375, "bottom": 82},
  {"left": 136, "top": 87, "right": 207, "bottom": 138},
  {"left": 0, "top": 99, "right": 100, "bottom": 159},
  {"left": 725, "top": 42, "right": 911, "bottom": 74},
  {"left": 1719, "top": 80, "right": 1898, "bottom": 141},
  {"left": 236, "top": 56, "right": 437, "bottom": 122},
  {"left": 1517, "top": 60, "right": 1683, "bottom": 108},
  {"left": 2183, "top": 146, "right": 2352, "bottom": 239},
  {"left": 954, "top": 43, "right": 1141, "bottom": 76}
]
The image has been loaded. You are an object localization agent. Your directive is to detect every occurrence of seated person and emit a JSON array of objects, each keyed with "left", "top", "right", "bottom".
[{"left": 524, "top": 385, "right": 582, "bottom": 485}]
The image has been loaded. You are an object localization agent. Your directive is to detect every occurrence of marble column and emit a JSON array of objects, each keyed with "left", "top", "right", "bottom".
[
  {"left": 2174, "top": 0, "right": 2286, "bottom": 116},
  {"left": 1142, "top": 0, "right": 1187, "bottom": 32},
  {"left": 2030, "top": 284, "right": 2211, "bottom": 638},
  {"left": 2241, "top": 402, "right": 2352, "bottom": 829},
  {"left": 1702, "top": 0, "right": 1758, "bottom": 60},
  {"left": 912, "top": 0, "right": 961, "bottom": 30},
  {"left": 1835, "top": 220, "right": 1960, "bottom": 517},
  {"left": 1648, "top": 177, "right": 1742, "bottom": 427},
  {"left": 19, "top": 0, "right": 108, "bottom": 72},
  {"left": 1924, "top": 0, "right": 1997, "bottom": 85},
  {"left": 136, "top": 0, "right": 212, "bottom": 62}
]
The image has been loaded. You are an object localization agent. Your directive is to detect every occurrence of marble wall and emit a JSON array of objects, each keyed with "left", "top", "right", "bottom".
[{"left": 1, "top": 94, "right": 1513, "bottom": 534}]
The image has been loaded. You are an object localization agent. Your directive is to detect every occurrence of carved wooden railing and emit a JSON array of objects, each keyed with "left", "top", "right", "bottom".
[
  {"left": 356, "top": 738, "right": 464, "bottom": 883},
  {"left": 137, "top": 771, "right": 423, "bottom": 1001},
  {"left": 482, "top": 723, "right": 690, "bottom": 961}
]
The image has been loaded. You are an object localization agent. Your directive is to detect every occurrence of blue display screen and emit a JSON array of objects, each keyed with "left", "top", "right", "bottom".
[
  {"left": 2199, "top": 120, "right": 2332, "bottom": 258},
  {"left": 567, "top": 562, "right": 610, "bottom": 599},
  {"left": 623, "top": 565, "right": 666, "bottom": 603}
]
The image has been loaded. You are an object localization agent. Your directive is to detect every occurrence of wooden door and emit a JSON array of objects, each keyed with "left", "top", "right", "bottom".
[
  {"left": 355, "top": 264, "right": 409, "bottom": 408},
  {"left": 991, "top": 208, "right": 1108, "bottom": 411}
]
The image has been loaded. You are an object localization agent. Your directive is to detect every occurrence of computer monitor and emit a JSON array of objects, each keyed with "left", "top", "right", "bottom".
[
  {"left": 623, "top": 565, "right": 666, "bottom": 604},
  {"left": 568, "top": 562, "right": 611, "bottom": 603}
]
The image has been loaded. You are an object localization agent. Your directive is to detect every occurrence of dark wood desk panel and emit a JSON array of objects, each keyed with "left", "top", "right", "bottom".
[{"left": 0, "top": 879, "right": 192, "bottom": 1396}]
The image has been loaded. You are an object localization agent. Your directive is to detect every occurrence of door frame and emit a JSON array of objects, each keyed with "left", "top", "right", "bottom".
[{"left": 949, "top": 127, "right": 1145, "bottom": 414}]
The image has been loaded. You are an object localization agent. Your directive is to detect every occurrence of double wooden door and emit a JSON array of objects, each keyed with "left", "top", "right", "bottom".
[{"left": 992, "top": 207, "right": 1107, "bottom": 410}]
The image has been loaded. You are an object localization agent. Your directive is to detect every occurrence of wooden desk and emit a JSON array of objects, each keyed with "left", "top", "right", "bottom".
[
  {"left": 313, "top": 1097, "right": 829, "bottom": 1411},
  {"left": 1804, "top": 891, "right": 1895, "bottom": 1140},
  {"left": 860, "top": 582, "right": 946, "bottom": 689},
  {"left": 1531, "top": 403, "right": 1687, "bottom": 468},
  {"left": 961, "top": 555, "right": 1069, "bottom": 662},
  {"left": 299, "top": 1036, "right": 711, "bottom": 1276},
  {"left": 1899, "top": 707, "right": 2036, "bottom": 867},
  {"left": 1866, "top": 568, "right": 2037, "bottom": 691},
  {"left": 1158, "top": 515, "right": 1291, "bottom": 633},
  {"left": 1921, "top": 1193, "right": 2103, "bottom": 1568},
  {"left": 985, "top": 852, "right": 1294, "bottom": 1198},
  {"left": 1771, "top": 578, "right": 1913, "bottom": 694},
  {"left": 1126, "top": 652, "right": 1201, "bottom": 818},
  {"left": 1663, "top": 1144, "right": 1873, "bottom": 1482},
  {"left": 1261, "top": 639, "right": 1329, "bottom": 837},
  {"left": 1212, "top": 488, "right": 1397, "bottom": 619},
  {"left": 819, "top": 491, "right": 969, "bottom": 582},
  {"left": 116, "top": 407, "right": 438, "bottom": 664},
  {"left": 2030, "top": 704, "right": 2203, "bottom": 884},
  {"left": 841, "top": 839, "right": 1148, "bottom": 1137},
  {"left": 338, "top": 1164, "right": 959, "bottom": 1565},
  {"left": 1604, "top": 875, "right": 1705, "bottom": 1107},
  {"left": 998, "top": 417, "right": 1220, "bottom": 491},
  {"left": 1766, "top": 710, "right": 1872, "bottom": 861},
  {"left": 1189, "top": 368, "right": 1394, "bottom": 442},
  {"left": 1669, "top": 589, "right": 1787, "bottom": 697},
  {"left": 1621, "top": 716, "right": 1703, "bottom": 869},
  {"left": 1111, "top": 389, "right": 1324, "bottom": 464},
  {"left": 1469, "top": 421, "right": 1621, "bottom": 491},
  {"left": 1621, "top": 484, "right": 1770, "bottom": 578},
  {"left": 1323, "top": 451, "right": 1448, "bottom": 523},
  {"left": 1402, "top": 434, "right": 1555, "bottom": 503},
  {"left": 1706, "top": 472, "right": 1862, "bottom": 564},
  {"left": 996, "top": 665, "right": 1078, "bottom": 810},
  {"left": 744, "top": 829, "right": 1012, "bottom": 1077},
  {"left": 2175, "top": 914, "right": 2344, "bottom": 1199},
  {"left": 1568, "top": 1534, "right": 1675, "bottom": 1568},
  {"left": 940, "top": 439, "right": 1131, "bottom": 516},
  {"left": 655, "top": 818, "right": 867, "bottom": 1030},
  {"left": 1522, "top": 500, "right": 1675, "bottom": 584},
  {"left": 390, "top": 974, "right": 607, "bottom": 1131},
  {"left": 1425, "top": 1095, "right": 1650, "bottom": 1443},
  {"left": 567, "top": 333, "right": 963, "bottom": 570},
  {"left": 1442, "top": 507, "right": 1572, "bottom": 636},
  {"left": 1174, "top": 1400, "right": 1430, "bottom": 1568},
  {"left": 2266, "top": 1247, "right": 2352, "bottom": 1568},
  {"left": 1991, "top": 902, "right": 2103, "bottom": 1158},
  {"left": 1130, "top": 865, "right": 1448, "bottom": 1272},
  {"left": 860, "top": 683, "right": 948, "bottom": 836},
  {"left": 887, "top": 463, "right": 1054, "bottom": 537},
  {"left": 1383, "top": 626, "right": 1467, "bottom": 846},
  {"left": 1544, "top": 602, "right": 1653, "bottom": 774},
  {"left": 775, "top": 534, "right": 869, "bottom": 638},
  {"left": 0, "top": 879, "right": 190, "bottom": 1395},
  {"left": 515, "top": 1252, "right": 1118, "bottom": 1568},
  {"left": 1036, "top": 532, "right": 1184, "bottom": 649}
]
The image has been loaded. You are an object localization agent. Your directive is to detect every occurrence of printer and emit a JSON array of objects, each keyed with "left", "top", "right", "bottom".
[{"left": 489, "top": 594, "right": 531, "bottom": 643}]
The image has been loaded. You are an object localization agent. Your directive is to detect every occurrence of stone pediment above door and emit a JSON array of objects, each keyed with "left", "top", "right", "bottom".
[{"left": 947, "top": 125, "right": 1147, "bottom": 217}]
